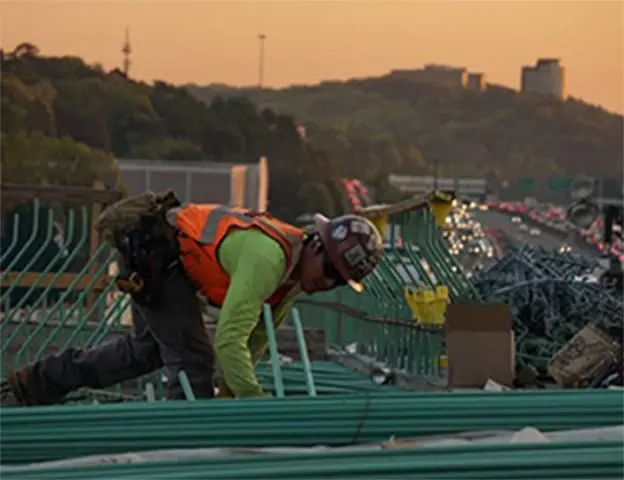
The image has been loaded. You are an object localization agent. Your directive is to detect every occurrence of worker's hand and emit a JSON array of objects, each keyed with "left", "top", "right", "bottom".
[{"left": 215, "top": 378, "right": 235, "bottom": 399}]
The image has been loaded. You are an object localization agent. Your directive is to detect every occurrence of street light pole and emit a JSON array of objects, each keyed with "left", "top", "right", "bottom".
[{"left": 257, "top": 34, "right": 266, "bottom": 88}]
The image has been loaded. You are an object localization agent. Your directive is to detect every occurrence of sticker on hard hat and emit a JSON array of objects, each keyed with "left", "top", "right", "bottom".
[
  {"left": 350, "top": 220, "right": 372, "bottom": 235},
  {"left": 344, "top": 244, "right": 367, "bottom": 267},
  {"left": 366, "top": 235, "right": 379, "bottom": 251},
  {"left": 344, "top": 243, "right": 376, "bottom": 278},
  {"left": 332, "top": 225, "right": 348, "bottom": 240}
]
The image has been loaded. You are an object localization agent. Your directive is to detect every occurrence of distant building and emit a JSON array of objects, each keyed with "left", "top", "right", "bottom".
[
  {"left": 390, "top": 64, "right": 485, "bottom": 91},
  {"left": 466, "top": 73, "right": 486, "bottom": 91},
  {"left": 521, "top": 58, "right": 566, "bottom": 99},
  {"left": 117, "top": 156, "right": 269, "bottom": 211},
  {"left": 418, "top": 64, "right": 468, "bottom": 88}
]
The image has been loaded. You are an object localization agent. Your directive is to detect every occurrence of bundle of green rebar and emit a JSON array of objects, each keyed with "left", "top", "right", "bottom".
[
  {"left": 3, "top": 439, "right": 623, "bottom": 479},
  {"left": 2, "top": 390, "right": 622, "bottom": 466},
  {"left": 255, "top": 361, "right": 405, "bottom": 395}
]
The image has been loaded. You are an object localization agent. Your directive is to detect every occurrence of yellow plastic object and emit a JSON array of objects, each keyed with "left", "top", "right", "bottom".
[
  {"left": 439, "top": 355, "right": 448, "bottom": 369},
  {"left": 420, "top": 290, "right": 436, "bottom": 324},
  {"left": 428, "top": 190, "right": 455, "bottom": 228},
  {"left": 404, "top": 286, "right": 449, "bottom": 326},
  {"left": 429, "top": 286, "right": 449, "bottom": 325},
  {"left": 405, "top": 287, "right": 448, "bottom": 325},
  {"left": 369, "top": 213, "right": 389, "bottom": 237},
  {"left": 404, "top": 287, "right": 429, "bottom": 322}
]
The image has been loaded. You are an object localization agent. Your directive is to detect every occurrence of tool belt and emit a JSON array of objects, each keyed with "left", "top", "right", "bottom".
[{"left": 113, "top": 191, "right": 181, "bottom": 307}]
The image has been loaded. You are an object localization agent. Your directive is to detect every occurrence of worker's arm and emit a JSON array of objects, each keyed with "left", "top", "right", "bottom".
[{"left": 215, "top": 229, "right": 286, "bottom": 398}]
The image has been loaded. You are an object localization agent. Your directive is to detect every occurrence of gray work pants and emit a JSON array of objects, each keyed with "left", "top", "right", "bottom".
[{"left": 25, "top": 267, "right": 215, "bottom": 404}]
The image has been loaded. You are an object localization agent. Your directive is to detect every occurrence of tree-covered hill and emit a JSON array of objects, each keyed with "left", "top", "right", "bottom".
[
  {"left": 1, "top": 43, "right": 343, "bottom": 220},
  {"left": 188, "top": 74, "right": 623, "bottom": 200}
]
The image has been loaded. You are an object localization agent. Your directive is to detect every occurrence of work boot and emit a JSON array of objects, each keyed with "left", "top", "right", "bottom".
[
  {"left": 0, "top": 367, "right": 36, "bottom": 407},
  {"left": 1, "top": 379, "right": 21, "bottom": 406}
]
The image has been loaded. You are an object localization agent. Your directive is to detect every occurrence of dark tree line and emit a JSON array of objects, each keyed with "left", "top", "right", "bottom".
[
  {"left": 189, "top": 73, "right": 623, "bottom": 202},
  {"left": 1, "top": 43, "right": 343, "bottom": 220}
]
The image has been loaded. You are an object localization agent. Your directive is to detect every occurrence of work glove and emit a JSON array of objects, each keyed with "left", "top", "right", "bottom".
[{"left": 215, "top": 378, "right": 235, "bottom": 399}]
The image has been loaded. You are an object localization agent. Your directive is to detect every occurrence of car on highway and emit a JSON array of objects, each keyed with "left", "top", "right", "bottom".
[
  {"left": 511, "top": 216, "right": 522, "bottom": 224},
  {"left": 479, "top": 239, "right": 495, "bottom": 258},
  {"left": 529, "top": 228, "right": 541, "bottom": 236},
  {"left": 467, "top": 241, "right": 481, "bottom": 256},
  {"left": 574, "top": 274, "right": 598, "bottom": 284},
  {"left": 559, "top": 244, "right": 572, "bottom": 253}
]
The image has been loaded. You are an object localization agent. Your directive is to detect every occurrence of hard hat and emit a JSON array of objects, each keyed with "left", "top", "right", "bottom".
[{"left": 314, "top": 213, "right": 383, "bottom": 292}]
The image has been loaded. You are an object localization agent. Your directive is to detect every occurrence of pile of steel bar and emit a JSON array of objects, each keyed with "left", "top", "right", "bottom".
[
  {"left": 256, "top": 361, "right": 406, "bottom": 395},
  {"left": 2, "top": 390, "right": 622, "bottom": 465},
  {"left": 2, "top": 438, "right": 623, "bottom": 479},
  {"left": 473, "top": 245, "right": 624, "bottom": 371},
  {"left": 63, "top": 360, "right": 409, "bottom": 404}
]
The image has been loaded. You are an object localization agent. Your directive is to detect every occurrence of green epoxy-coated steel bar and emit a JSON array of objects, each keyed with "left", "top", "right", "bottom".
[
  {"left": 0, "top": 199, "right": 40, "bottom": 276},
  {"left": 256, "top": 361, "right": 400, "bottom": 396},
  {"left": 2, "top": 207, "right": 90, "bottom": 356},
  {"left": 144, "top": 383, "right": 155, "bottom": 402},
  {"left": 14, "top": 244, "right": 108, "bottom": 366},
  {"left": 177, "top": 371, "right": 196, "bottom": 401},
  {"left": 1, "top": 390, "right": 621, "bottom": 465},
  {"left": 263, "top": 303, "right": 285, "bottom": 398},
  {"left": 2, "top": 211, "right": 76, "bottom": 325},
  {"left": 291, "top": 308, "right": 317, "bottom": 396},
  {"left": 0, "top": 210, "right": 54, "bottom": 305},
  {"left": 70, "top": 360, "right": 403, "bottom": 403},
  {"left": 0, "top": 215, "right": 20, "bottom": 263},
  {"left": 2, "top": 439, "right": 622, "bottom": 479}
]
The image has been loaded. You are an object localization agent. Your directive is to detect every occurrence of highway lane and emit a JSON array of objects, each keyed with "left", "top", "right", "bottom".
[{"left": 473, "top": 209, "right": 600, "bottom": 258}]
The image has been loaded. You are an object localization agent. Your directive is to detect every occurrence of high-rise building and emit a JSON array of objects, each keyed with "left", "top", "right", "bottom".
[{"left": 521, "top": 58, "right": 566, "bottom": 99}]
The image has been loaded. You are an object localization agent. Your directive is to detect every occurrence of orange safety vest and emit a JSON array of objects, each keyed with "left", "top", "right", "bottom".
[{"left": 166, "top": 204, "right": 304, "bottom": 308}]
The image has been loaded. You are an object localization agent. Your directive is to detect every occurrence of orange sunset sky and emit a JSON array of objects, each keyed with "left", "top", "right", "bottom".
[{"left": 1, "top": 0, "right": 623, "bottom": 113}]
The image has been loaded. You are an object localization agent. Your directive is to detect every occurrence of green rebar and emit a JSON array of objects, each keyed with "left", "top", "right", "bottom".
[
  {"left": 177, "top": 371, "right": 196, "bottom": 401},
  {"left": 0, "top": 214, "right": 20, "bottom": 263},
  {"left": 0, "top": 208, "right": 54, "bottom": 305},
  {"left": 263, "top": 303, "right": 285, "bottom": 398},
  {"left": 1, "top": 390, "right": 621, "bottom": 465},
  {"left": 290, "top": 307, "right": 317, "bottom": 396},
  {"left": 0, "top": 199, "right": 40, "bottom": 276},
  {"left": 1, "top": 210, "right": 76, "bottom": 325}
]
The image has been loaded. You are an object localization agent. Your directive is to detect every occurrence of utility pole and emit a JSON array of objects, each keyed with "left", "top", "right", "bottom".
[
  {"left": 257, "top": 34, "right": 266, "bottom": 88},
  {"left": 122, "top": 27, "right": 132, "bottom": 77}
]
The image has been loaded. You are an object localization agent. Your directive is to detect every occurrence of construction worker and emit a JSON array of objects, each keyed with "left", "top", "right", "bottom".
[{"left": 2, "top": 202, "right": 383, "bottom": 406}]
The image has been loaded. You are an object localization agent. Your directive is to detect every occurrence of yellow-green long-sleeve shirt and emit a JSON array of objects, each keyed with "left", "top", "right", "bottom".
[{"left": 214, "top": 229, "right": 301, "bottom": 398}]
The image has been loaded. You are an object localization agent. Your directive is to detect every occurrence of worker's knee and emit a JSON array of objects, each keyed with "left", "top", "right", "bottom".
[{"left": 130, "top": 335, "right": 162, "bottom": 373}]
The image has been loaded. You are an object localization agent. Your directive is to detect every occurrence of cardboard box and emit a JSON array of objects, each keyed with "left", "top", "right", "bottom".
[
  {"left": 549, "top": 324, "right": 620, "bottom": 388},
  {"left": 445, "top": 303, "right": 515, "bottom": 388}
]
